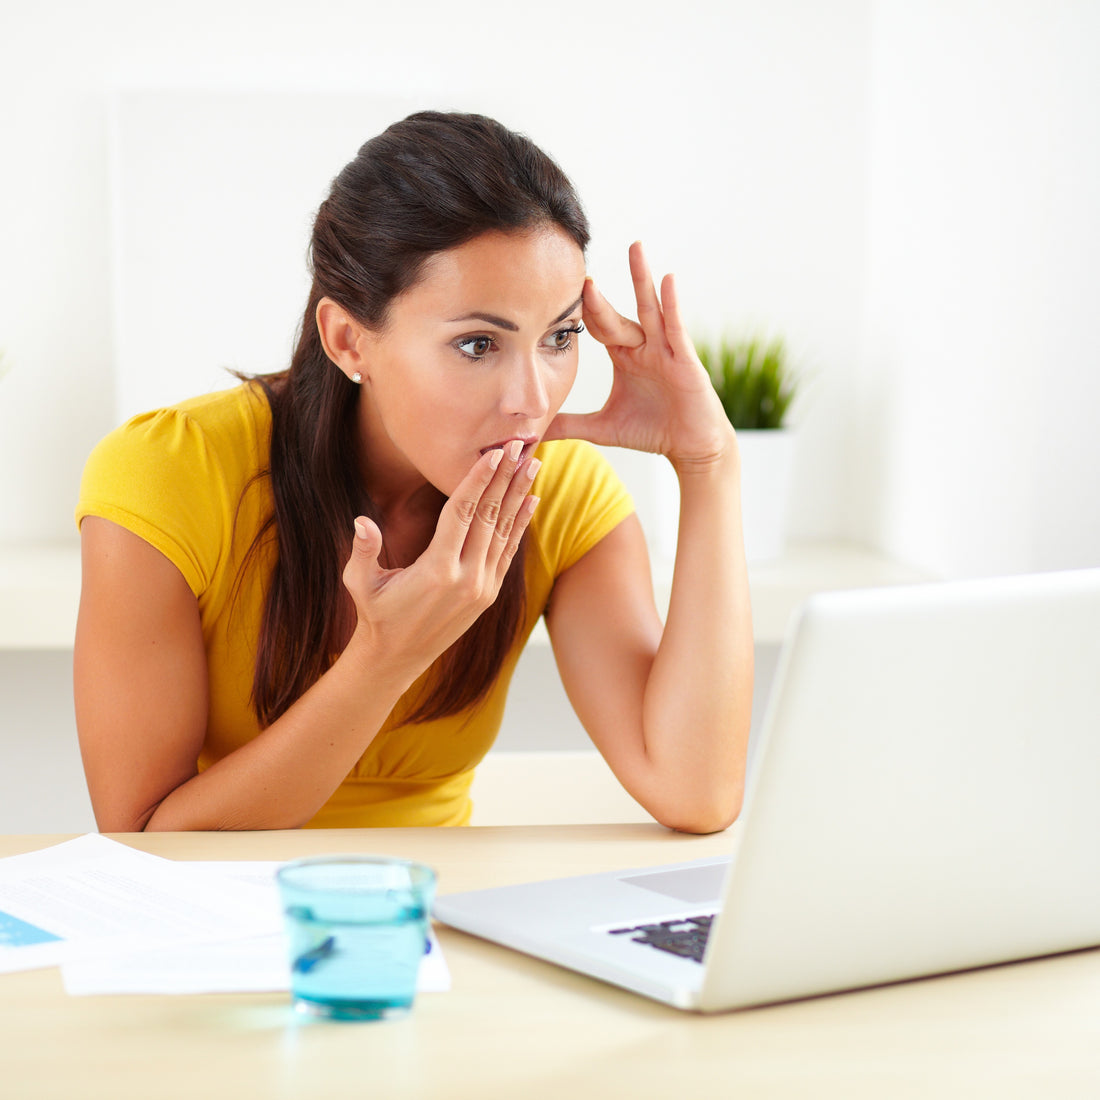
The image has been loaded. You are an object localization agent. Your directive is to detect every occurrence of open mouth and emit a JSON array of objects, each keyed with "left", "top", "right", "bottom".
[{"left": 480, "top": 437, "right": 538, "bottom": 465}]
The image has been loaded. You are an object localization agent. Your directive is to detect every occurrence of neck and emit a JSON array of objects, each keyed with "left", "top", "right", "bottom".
[{"left": 354, "top": 389, "right": 444, "bottom": 520}]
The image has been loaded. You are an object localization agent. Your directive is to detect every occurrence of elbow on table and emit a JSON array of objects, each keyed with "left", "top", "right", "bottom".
[
  {"left": 653, "top": 787, "right": 744, "bottom": 836},
  {"left": 89, "top": 797, "right": 160, "bottom": 835}
]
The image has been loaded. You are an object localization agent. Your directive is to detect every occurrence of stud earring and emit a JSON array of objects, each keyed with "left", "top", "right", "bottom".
[{"left": 351, "top": 372, "right": 362, "bottom": 384}]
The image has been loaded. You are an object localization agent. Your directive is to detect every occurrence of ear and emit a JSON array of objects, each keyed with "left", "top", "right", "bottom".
[{"left": 316, "top": 297, "right": 369, "bottom": 381}]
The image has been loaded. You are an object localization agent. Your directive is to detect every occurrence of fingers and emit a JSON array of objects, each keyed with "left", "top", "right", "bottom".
[
  {"left": 434, "top": 448, "right": 506, "bottom": 551},
  {"left": 542, "top": 409, "right": 616, "bottom": 448},
  {"left": 582, "top": 277, "right": 644, "bottom": 350},
  {"left": 658, "top": 272, "right": 697, "bottom": 361},
  {"left": 584, "top": 244, "right": 675, "bottom": 355},
  {"left": 465, "top": 440, "right": 539, "bottom": 571},
  {"left": 495, "top": 451, "right": 540, "bottom": 544},
  {"left": 628, "top": 241, "right": 667, "bottom": 349},
  {"left": 435, "top": 440, "right": 539, "bottom": 575},
  {"left": 494, "top": 490, "right": 538, "bottom": 584},
  {"left": 342, "top": 515, "right": 384, "bottom": 600}
]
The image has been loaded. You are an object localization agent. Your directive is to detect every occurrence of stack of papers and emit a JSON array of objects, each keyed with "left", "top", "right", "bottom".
[{"left": 0, "top": 835, "right": 448, "bottom": 996}]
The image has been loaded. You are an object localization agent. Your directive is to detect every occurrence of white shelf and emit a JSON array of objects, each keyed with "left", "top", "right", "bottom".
[
  {"left": 0, "top": 539, "right": 929, "bottom": 653},
  {"left": 0, "top": 543, "right": 83, "bottom": 651},
  {"left": 575, "top": 540, "right": 927, "bottom": 647},
  {"left": 745, "top": 540, "right": 930, "bottom": 645}
]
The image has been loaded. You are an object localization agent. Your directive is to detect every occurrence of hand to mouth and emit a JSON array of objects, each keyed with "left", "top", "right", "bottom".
[{"left": 479, "top": 437, "right": 538, "bottom": 465}]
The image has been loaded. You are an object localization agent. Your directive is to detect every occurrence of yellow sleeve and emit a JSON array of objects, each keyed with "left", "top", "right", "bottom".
[
  {"left": 75, "top": 389, "right": 261, "bottom": 598},
  {"left": 528, "top": 440, "right": 635, "bottom": 578}
]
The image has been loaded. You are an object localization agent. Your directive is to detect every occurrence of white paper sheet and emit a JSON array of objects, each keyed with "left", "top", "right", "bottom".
[
  {"left": 60, "top": 860, "right": 450, "bottom": 996},
  {"left": 61, "top": 926, "right": 450, "bottom": 996},
  {"left": 0, "top": 836, "right": 281, "bottom": 974}
]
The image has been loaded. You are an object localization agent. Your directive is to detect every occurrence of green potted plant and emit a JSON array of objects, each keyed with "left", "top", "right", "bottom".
[
  {"left": 697, "top": 337, "right": 797, "bottom": 431},
  {"left": 697, "top": 336, "right": 801, "bottom": 562}
]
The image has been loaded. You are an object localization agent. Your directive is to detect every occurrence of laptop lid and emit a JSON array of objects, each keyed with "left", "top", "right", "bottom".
[{"left": 699, "top": 567, "right": 1100, "bottom": 1010}]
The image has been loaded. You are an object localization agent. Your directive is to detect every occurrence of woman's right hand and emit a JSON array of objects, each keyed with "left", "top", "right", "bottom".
[{"left": 340, "top": 438, "right": 539, "bottom": 687}]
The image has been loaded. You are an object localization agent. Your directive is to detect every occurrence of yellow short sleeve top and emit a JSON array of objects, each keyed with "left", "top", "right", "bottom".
[{"left": 75, "top": 384, "right": 635, "bottom": 828}]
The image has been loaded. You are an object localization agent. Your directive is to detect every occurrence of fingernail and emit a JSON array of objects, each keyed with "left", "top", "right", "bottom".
[
  {"left": 489, "top": 449, "right": 504, "bottom": 469},
  {"left": 525, "top": 457, "right": 541, "bottom": 480},
  {"left": 507, "top": 439, "right": 523, "bottom": 462},
  {"left": 354, "top": 518, "right": 369, "bottom": 540},
  {"left": 525, "top": 495, "right": 540, "bottom": 516}
]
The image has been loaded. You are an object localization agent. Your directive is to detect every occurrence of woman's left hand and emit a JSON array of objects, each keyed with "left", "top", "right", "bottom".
[{"left": 544, "top": 241, "right": 735, "bottom": 471}]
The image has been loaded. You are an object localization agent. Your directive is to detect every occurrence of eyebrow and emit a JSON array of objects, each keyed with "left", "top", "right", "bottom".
[{"left": 447, "top": 295, "right": 585, "bottom": 332}]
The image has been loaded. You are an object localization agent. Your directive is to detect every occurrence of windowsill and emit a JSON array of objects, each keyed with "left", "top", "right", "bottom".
[{"left": 0, "top": 542, "right": 83, "bottom": 651}]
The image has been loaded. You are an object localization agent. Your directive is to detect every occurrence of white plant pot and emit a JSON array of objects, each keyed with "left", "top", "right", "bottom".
[
  {"left": 735, "top": 429, "right": 797, "bottom": 562},
  {"left": 652, "top": 429, "right": 796, "bottom": 564}
]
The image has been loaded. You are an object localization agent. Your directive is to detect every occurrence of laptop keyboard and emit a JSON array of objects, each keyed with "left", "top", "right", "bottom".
[{"left": 608, "top": 914, "right": 715, "bottom": 963}]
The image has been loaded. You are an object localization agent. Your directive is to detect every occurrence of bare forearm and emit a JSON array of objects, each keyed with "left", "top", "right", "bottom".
[
  {"left": 641, "top": 443, "right": 754, "bottom": 830},
  {"left": 144, "top": 636, "right": 413, "bottom": 831}
]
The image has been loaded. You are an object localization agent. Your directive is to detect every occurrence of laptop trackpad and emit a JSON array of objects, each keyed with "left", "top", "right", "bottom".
[{"left": 619, "top": 864, "right": 727, "bottom": 904}]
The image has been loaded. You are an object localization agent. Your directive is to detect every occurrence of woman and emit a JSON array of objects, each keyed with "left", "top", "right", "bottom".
[{"left": 74, "top": 111, "right": 753, "bottom": 834}]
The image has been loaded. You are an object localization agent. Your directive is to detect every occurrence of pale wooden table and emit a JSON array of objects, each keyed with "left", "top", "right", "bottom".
[{"left": 2, "top": 827, "right": 1098, "bottom": 1099}]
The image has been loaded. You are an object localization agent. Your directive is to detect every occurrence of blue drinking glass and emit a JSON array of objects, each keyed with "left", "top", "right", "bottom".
[{"left": 277, "top": 856, "right": 436, "bottom": 1021}]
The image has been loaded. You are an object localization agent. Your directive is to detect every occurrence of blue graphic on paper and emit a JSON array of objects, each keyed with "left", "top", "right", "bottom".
[{"left": 0, "top": 909, "right": 63, "bottom": 948}]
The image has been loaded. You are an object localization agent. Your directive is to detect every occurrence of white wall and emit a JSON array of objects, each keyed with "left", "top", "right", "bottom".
[
  {"left": 1, "top": 0, "right": 1097, "bottom": 573},
  {"left": 0, "top": 0, "right": 870, "bottom": 557},
  {"left": 855, "top": 0, "right": 1100, "bottom": 577}
]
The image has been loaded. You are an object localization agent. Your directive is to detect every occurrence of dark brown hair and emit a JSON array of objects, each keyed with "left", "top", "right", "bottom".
[{"left": 248, "top": 112, "right": 589, "bottom": 727}]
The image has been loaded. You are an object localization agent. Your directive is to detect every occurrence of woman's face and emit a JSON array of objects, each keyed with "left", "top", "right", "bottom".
[{"left": 356, "top": 226, "right": 587, "bottom": 501}]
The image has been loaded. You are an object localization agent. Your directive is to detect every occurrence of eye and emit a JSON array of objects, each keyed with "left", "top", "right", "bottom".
[
  {"left": 455, "top": 335, "right": 494, "bottom": 359},
  {"left": 543, "top": 323, "right": 585, "bottom": 354}
]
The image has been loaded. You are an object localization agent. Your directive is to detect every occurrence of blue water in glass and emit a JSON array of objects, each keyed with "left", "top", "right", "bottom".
[{"left": 278, "top": 858, "right": 434, "bottom": 1022}]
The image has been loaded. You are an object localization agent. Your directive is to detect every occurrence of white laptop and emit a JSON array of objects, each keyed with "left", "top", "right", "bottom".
[{"left": 434, "top": 568, "right": 1100, "bottom": 1012}]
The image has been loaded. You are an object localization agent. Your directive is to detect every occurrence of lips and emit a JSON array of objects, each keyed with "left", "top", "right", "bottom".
[{"left": 479, "top": 436, "right": 539, "bottom": 464}]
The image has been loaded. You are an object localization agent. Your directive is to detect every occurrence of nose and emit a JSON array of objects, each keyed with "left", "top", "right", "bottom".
[{"left": 499, "top": 353, "right": 551, "bottom": 420}]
